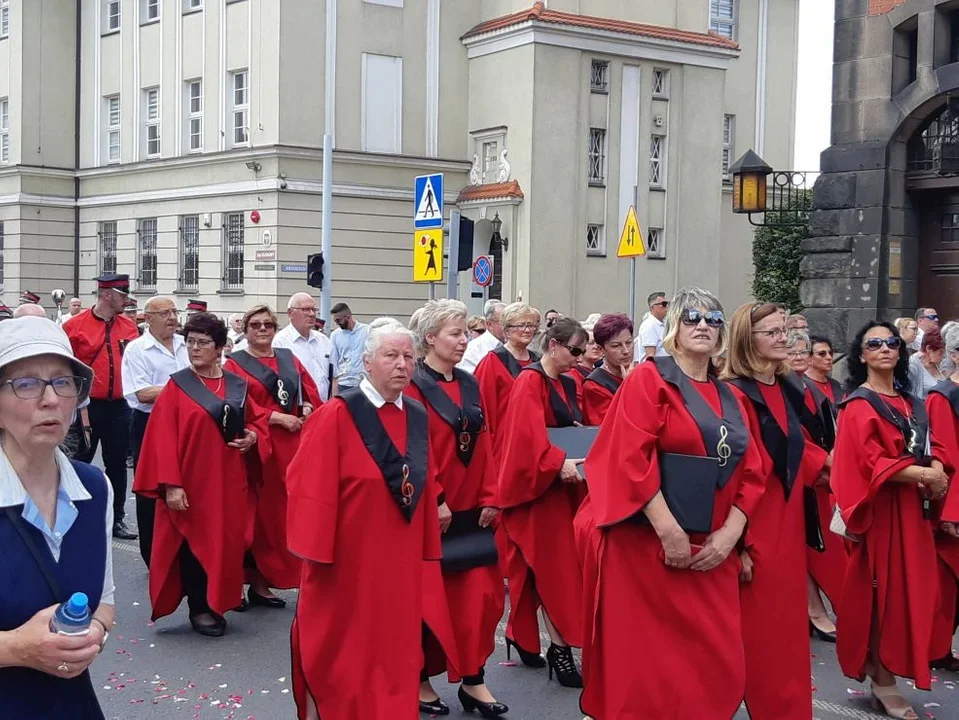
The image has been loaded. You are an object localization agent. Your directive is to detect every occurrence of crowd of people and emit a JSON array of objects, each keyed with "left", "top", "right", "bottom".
[{"left": 2, "top": 272, "right": 959, "bottom": 720}]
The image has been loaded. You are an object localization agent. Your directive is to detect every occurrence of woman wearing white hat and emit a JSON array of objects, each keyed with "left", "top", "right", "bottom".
[{"left": 0, "top": 317, "right": 115, "bottom": 718}]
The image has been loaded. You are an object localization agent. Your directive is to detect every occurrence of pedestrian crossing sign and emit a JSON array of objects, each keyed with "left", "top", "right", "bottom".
[
  {"left": 414, "top": 173, "right": 444, "bottom": 229},
  {"left": 616, "top": 205, "right": 646, "bottom": 258},
  {"left": 413, "top": 228, "right": 444, "bottom": 283}
]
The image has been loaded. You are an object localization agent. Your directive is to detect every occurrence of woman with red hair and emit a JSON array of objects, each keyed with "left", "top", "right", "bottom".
[{"left": 582, "top": 314, "right": 633, "bottom": 426}]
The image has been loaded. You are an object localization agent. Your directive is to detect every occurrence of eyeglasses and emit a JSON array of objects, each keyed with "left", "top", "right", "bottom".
[
  {"left": 813, "top": 350, "right": 833, "bottom": 357},
  {"left": 185, "top": 337, "right": 215, "bottom": 349},
  {"left": 506, "top": 323, "right": 538, "bottom": 331},
  {"left": 681, "top": 309, "right": 725, "bottom": 328},
  {"left": 145, "top": 309, "right": 177, "bottom": 318},
  {"left": 787, "top": 351, "right": 811, "bottom": 359},
  {"left": 292, "top": 307, "right": 319, "bottom": 314},
  {"left": 752, "top": 328, "right": 786, "bottom": 340},
  {"left": 651, "top": 300, "right": 669, "bottom": 309},
  {"left": 863, "top": 337, "right": 902, "bottom": 351},
  {"left": 248, "top": 321, "right": 277, "bottom": 331},
  {"left": 923, "top": 314, "right": 939, "bottom": 321},
  {"left": 1, "top": 375, "right": 86, "bottom": 399},
  {"left": 560, "top": 343, "right": 586, "bottom": 357}
]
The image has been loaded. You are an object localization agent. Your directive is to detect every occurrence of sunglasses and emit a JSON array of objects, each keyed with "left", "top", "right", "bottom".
[
  {"left": 248, "top": 321, "right": 277, "bottom": 330},
  {"left": 863, "top": 337, "right": 902, "bottom": 351},
  {"left": 560, "top": 342, "right": 586, "bottom": 357},
  {"left": 651, "top": 300, "right": 669, "bottom": 308},
  {"left": 681, "top": 309, "right": 725, "bottom": 328},
  {"left": 924, "top": 314, "right": 939, "bottom": 321}
]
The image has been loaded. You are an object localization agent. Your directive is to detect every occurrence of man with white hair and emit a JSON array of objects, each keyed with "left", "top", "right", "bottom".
[
  {"left": 60, "top": 297, "right": 82, "bottom": 324},
  {"left": 458, "top": 299, "right": 507, "bottom": 373},
  {"left": 272, "top": 292, "right": 334, "bottom": 401},
  {"left": 227, "top": 313, "right": 244, "bottom": 343},
  {"left": 13, "top": 303, "right": 47, "bottom": 319}
]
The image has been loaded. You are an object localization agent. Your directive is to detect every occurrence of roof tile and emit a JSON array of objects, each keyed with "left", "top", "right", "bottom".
[{"left": 456, "top": 180, "right": 525, "bottom": 204}]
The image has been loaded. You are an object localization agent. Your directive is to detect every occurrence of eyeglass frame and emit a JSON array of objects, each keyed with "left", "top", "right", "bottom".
[{"left": 1, "top": 375, "right": 87, "bottom": 400}]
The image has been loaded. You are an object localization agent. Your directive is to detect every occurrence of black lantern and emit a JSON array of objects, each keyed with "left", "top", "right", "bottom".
[
  {"left": 729, "top": 150, "right": 773, "bottom": 215},
  {"left": 489, "top": 212, "right": 508, "bottom": 252}
]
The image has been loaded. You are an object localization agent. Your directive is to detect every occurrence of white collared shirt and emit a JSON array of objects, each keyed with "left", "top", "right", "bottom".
[
  {"left": 359, "top": 376, "right": 404, "bottom": 410},
  {"left": 272, "top": 323, "right": 333, "bottom": 401},
  {"left": 121, "top": 329, "right": 190, "bottom": 413},
  {"left": 634, "top": 314, "right": 668, "bottom": 361},
  {"left": 0, "top": 448, "right": 115, "bottom": 605},
  {"left": 457, "top": 330, "right": 502, "bottom": 373}
]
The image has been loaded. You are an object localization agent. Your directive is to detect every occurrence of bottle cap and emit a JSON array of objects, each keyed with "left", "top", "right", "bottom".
[{"left": 64, "top": 592, "right": 89, "bottom": 620}]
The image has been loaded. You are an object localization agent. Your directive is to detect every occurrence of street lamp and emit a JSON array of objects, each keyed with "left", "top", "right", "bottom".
[
  {"left": 729, "top": 149, "right": 810, "bottom": 227},
  {"left": 729, "top": 149, "right": 772, "bottom": 215},
  {"left": 490, "top": 211, "right": 508, "bottom": 252}
]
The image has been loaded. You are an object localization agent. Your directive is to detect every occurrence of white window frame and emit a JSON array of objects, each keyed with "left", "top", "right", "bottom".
[
  {"left": 590, "top": 60, "right": 609, "bottom": 94},
  {"left": 105, "top": 95, "right": 120, "bottom": 164},
  {"left": 0, "top": 0, "right": 10, "bottom": 40},
  {"left": 231, "top": 71, "right": 249, "bottom": 147},
  {"left": 361, "top": 53, "right": 404, "bottom": 154},
  {"left": 104, "top": 0, "right": 120, "bottom": 32},
  {"left": 646, "top": 227, "right": 665, "bottom": 259},
  {"left": 142, "top": 0, "right": 160, "bottom": 22},
  {"left": 179, "top": 215, "right": 200, "bottom": 291},
  {"left": 0, "top": 98, "right": 9, "bottom": 165},
  {"left": 186, "top": 80, "right": 203, "bottom": 153},
  {"left": 183, "top": 0, "right": 203, "bottom": 10},
  {"left": 144, "top": 87, "right": 160, "bottom": 157},
  {"left": 364, "top": 0, "right": 404, "bottom": 7},
  {"left": 586, "top": 224, "right": 606, "bottom": 257},
  {"left": 588, "top": 128, "right": 607, "bottom": 186},
  {"left": 137, "top": 218, "right": 158, "bottom": 292},
  {"left": 709, "top": 0, "right": 737, "bottom": 40},
  {"left": 649, "top": 135, "right": 666, "bottom": 189},
  {"left": 98, "top": 222, "right": 118, "bottom": 276},
  {"left": 722, "top": 114, "right": 735, "bottom": 183},
  {"left": 652, "top": 69, "right": 669, "bottom": 99},
  {"left": 0, "top": 221, "right": 5, "bottom": 293}
]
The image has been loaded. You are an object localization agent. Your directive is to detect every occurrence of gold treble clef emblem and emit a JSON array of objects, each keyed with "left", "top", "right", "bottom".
[
  {"left": 907, "top": 426, "right": 918, "bottom": 455},
  {"left": 717, "top": 425, "right": 732, "bottom": 468},
  {"left": 222, "top": 404, "right": 230, "bottom": 433},
  {"left": 400, "top": 464, "right": 414, "bottom": 506},
  {"left": 277, "top": 379, "right": 290, "bottom": 408}
]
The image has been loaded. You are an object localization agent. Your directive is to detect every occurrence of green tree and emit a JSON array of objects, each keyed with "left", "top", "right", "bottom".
[{"left": 751, "top": 190, "right": 810, "bottom": 313}]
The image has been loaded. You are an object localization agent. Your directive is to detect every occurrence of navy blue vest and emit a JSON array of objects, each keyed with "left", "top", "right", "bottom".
[{"left": 0, "top": 460, "right": 108, "bottom": 719}]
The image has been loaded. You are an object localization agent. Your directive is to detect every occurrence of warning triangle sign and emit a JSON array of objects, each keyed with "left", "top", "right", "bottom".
[
  {"left": 415, "top": 176, "right": 441, "bottom": 224},
  {"left": 616, "top": 206, "right": 645, "bottom": 258}
]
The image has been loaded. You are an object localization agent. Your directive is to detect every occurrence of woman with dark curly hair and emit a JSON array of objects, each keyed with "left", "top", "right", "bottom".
[
  {"left": 582, "top": 314, "right": 634, "bottom": 426},
  {"left": 134, "top": 313, "right": 270, "bottom": 637},
  {"left": 831, "top": 321, "right": 951, "bottom": 719}
]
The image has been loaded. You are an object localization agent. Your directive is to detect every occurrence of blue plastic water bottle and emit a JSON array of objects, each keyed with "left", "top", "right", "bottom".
[{"left": 49, "top": 592, "right": 92, "bottom": 636}]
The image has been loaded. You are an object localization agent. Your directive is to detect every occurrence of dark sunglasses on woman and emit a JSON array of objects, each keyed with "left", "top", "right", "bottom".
[
  {"left": 863, "top": 337, "right": 902, "bottom": 351},
  {"left": 560, "top": 342, "right": 586, "bottom": 357},
  {"left": 681, "top": 309, "right": 725, "bottom": 328}
]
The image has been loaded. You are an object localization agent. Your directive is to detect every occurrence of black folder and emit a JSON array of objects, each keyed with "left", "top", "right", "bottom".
[
  {"left": 547, "top": 426, "right": 599, "bottom": 478},
  {"left": 632, "top": 453, "right": 718, "bottom": 534},
  {"left": 803, "top": 486, "right": 825, "bottom": 553},
  {"left": 440, "top": 509, "right": 498, "bottom": 573}
]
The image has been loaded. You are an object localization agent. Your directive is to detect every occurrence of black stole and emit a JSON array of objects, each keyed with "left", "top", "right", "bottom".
[
  {"left": 410, "top": 360, "right": 484, "bottom": 466},
  {"left": 229, "top": 348, "right": 300, "bottom": 414},
  {"left": 584, "top": 366, "right": 622, "bottom": 396},
  {"left": 930, "top": 379, "right": 959, "bottom": 419},
  {"left": 340, "top": 387, "right": 429, "bottom": 522},
  {"left": 654, "top": 357, "right": 749, "bottom": 489},
  {"left": 492, "top": 345, "right": 540, "bottom": 379},
  {"left": 523, "top": 363, "right": 582, "bottom": 427},
  {"left": 839, "top": 388, "right": 929, "bottom": 464},
  {"left": 801, "top": 375, "right": 838, "bottom": 451},
  {"left": 169, "top": 368, "right": 247, "bottom": 443},
  {"left": 729, "top": 376, "right": 805, "bottom": 497},
  {"left": 573, "top": 365, "right": 591, "bottom": 380}
]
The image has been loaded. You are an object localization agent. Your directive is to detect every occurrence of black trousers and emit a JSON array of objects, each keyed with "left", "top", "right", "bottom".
[
  {"left": 130, "top": 409, "right": 153, "bottom": 566},
  {"left": 179, "top": 542, "right": 212, "bottom": 617},
  {"left": 75, "top": 399, "right": 131, "bottom": 522}
]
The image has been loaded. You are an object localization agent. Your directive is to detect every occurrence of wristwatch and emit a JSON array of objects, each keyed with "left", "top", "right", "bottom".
[{"left": 91, "top": 618, "right": 110, "bottom": 653}]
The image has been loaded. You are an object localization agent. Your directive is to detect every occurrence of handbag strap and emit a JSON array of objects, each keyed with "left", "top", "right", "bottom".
[{"left": 3, "top": 506, "right": 65, "bottom": 603}]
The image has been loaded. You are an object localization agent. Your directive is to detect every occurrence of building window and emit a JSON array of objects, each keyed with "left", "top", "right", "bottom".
[
  {"left": 0, "top": 221, "right": 4, "bottom": 292},
  {"left": 137, "top": 218, "right": 158, "bottom": 291},
  {"left": 104, "top": 0, "right": 120, "bottom": 32},
  {"left": 105, "top": 96, "right": 120, "bottom": 164},
  {"left": 588, "top": 128, "right": 607, "bottom": 185},
  {"left": 586, "top": 224, "right": 605, "bottom": 257},
  {"left": 649, "top": 135, "right": 665, "bottom": 188},
  {"left": 0, "top": 0, "right": 9, "bottom": 39},
  {"left": 482, "top": 141, "right": 498, "bottom": 182},
  {"left": 361, "top": 53, "right": 403, "bottom": 153},
  {"left": 143, "top": 87, "right": 160, "bottom": 157},
  {"left": 231, "top": 71, "right": 249, "bottom": 147},
  {"left": 709, "top": 0, "right": 736, "bottom": 39},
  {"left": 652, "top": 69, "right": 669, "bottom": 98},
  {"left": 722, "top": 114, "right": 735, "bottom": 183},
  {"left": 590, "top": 60, "right": 609, "bottom": 94},
  {"left": 222, "top": 212, "right": 244, "bottom": 290},
  {"left": 185, "top": 80, "right": 202, "bottom": 153},
  {"left": 179, "top": 215, "right": 200, "bottom": 291},
  {"left": 364, "top": 0, "right": 404, "bottom": 6},
  {"left": 98, "top": 222, "right": 118, "bottom": 275},
  {"left": 0, "top": 98, "right": 8, "bottom": 164},
  {"left": 184, "top": 0, "right": 203, "bottom": 11},
  {"left": 142, "top": 0, "right": 159, "bottom": 21},
  {"left": 647, "top": 228, "right": 665, "bottom": 259}
]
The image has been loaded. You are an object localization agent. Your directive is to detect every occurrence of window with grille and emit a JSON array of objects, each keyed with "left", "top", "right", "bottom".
[
  {"left": 137, "top": 219, "right": 158, "bottom": 291},
  {"left": 647, "top": 228, "right": 665, "bottom": 259},
  {"left": 709, "top": 0, "right": 736, "bottom": 39},
  {"left": 144, "top": 87, "right": 160, "bottom": 157},
  {"left": 222, "top": 213, "right": 244, "bottom": 290},
  {"left": 105, "top": 96, "right": 120, "bottom": 163},
  {"left": 722, "top": 114, "right": 735, "bottom": 183},
  {"left": 0, "top": 221, "right": 5, "bottom": 293},
  {"left": 179, "top": 215, "right": 200, "bottom": 291},
  {"left": 145, "top": 0, "right": 159, "bottom": 21},
  {"left": 186, "top": 80, "right": 202, "bottom": 153},
  {"left": 649, "top": 135, "right": 665, "bottom": 188},
  {"left": 99, "top": 222, "right": 118, "bottom": 275},
  {"left": 0, "top": 0, "right": 9, "bottom": 39},
  {"left": 231, "top": 71, "right": 249, "bottom": 146},
  {"left": 0, "top": 98, "right": 8, "bottom": 164},
  {"left": 184, "top": 0, "right": 203, "bottom": 10},
  {"left": 652, "top": 69, "right": 669, "bottom": 98},
  {"left": 104, "top": 0, "right": 120, "bottom": 32},
  {"left": 588, "top": 128, "right": 606, "bottom": 185},
  {"left": 590, "top": 60, "right": 609, "bottom": 94},
  {"left": 586, "top": 224, "right": 605, "bottom": 257},
  {"left": 482, "top": 141, "right": 498, "bottom": 182}
]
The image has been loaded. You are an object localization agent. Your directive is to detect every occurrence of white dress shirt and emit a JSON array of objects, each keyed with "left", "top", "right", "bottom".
[
  {"left": 121, "top": 330, "right": 190, "bottom": 413},
  {"left": 0, "top": 448, "right": 115, "bottom": 605},
  {"left": 457, "top": 331, "right": 502, "bottom": 374},
  {"left": 272, "top": 323, "right": 334, "bottom": 401},
  {"left": 359, "top": 376, "right": 404, "bottom": 409},
  {"left": 634, "top": 315, "right": 668, "bottom": 361}
]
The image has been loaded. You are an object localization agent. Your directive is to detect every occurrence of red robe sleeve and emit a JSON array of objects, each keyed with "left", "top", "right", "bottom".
[
  {"left": 564, "top": 370, "right": 586, "bottom": 413},
  {"left": 731, "top": 394, "right": 768, "bottom": 521},
  {"left": 583, "top": 382, "right": 614, "bottom": 427},
  {"left": 243, "top": 393, "right": 273, "bottom": 467},
  {"left": 928, "top": 393, "right": 959, "bottom": 523},
  {"left": 287, "top": 399, "right": 343, "bottom": 563},
  {"left": 496, "top": 372, "right": 567, "bottom": 508},
  {"left": 583, "top": 363, "right": 667, "bottom": 527},
  {"left": 474, "top": 353, "right": 508, "bottom": 442},
  {"left": 831, "top": 398, "right": 916, "bottom": 535},
  {"left": 423, "top": 462, "right": 442, "bottom": 561},
  {"left": 132, "top": 382, "right": 185, "bottom": 497}
]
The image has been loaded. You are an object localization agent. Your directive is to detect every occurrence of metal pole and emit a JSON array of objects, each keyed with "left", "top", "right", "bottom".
[
  {"left": 429, "top": 282, "right": 436, "bottom": 301},
  {"left": 628, "top": 257, "right": 637, "bottom": 325},
  {"left": 447, "top": 210, "right": 460, "bottom": 301},
  {"left": 320, "top": 133, "right": 333, "bottom": 320}
]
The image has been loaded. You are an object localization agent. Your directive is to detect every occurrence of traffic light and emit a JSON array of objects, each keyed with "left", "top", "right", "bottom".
[
  {"left": 457, "top": 216, "right": 474, "bottom": 272},
  {"left": 307, "top": 252, "right": 325, "bottom": 289}
]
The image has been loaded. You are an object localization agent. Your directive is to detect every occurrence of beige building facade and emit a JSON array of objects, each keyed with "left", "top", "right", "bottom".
[{"left": 0, "top": 0, "right": 798, "bottom": 321}]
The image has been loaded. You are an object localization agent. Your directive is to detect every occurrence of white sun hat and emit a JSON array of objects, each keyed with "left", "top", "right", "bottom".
[{"left": 0, "top": 316, "right": 94, "bottom": 403}]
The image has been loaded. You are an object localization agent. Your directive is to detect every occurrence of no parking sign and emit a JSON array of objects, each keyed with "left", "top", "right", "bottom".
[{"left": 473, "top": 256, "right": 493, "bottom": 287}]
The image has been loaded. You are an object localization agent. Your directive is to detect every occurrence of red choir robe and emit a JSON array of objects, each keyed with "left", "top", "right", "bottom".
[
  {"left": 223, "top": 351, "right": 322, "bottom": 589},
  {"left": 563, "top": 365, "right": 591, "bottom": 412},
  {"left": 582, "top": 368, "right": 624, "bottom": 426},
  {"left": 831, "top": 390, "right": 951, "bottom": 691},
  {"left": 926, "top": 385, "right": 959, "bottom": 658},
  {"left": 405, "top": 364, "right": 504, "bottom": 680},
  {"left": 729, "top": 377, "right": 828, "bottom": 720},
  {"left": 496, "top": 366, "right": 584, "bottom": 653},
  {"left": 287, "top": 392, "right": 443, "bottom": 720},
  {"left": 133, "top": 372, "right": 271, "bottom": 620},
  {"left": 577, "top": 359, "right": 765, "bottom": 719}
]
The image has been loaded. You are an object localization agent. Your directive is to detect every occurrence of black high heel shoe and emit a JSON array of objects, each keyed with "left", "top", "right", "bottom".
[
  {"left": 458, "top": 686, "right": 509, "bottom": 717},
  {"left": 418, "top": 697, "right": 450, "bottom": 715},
  {"left": 505, "top": 638, "right": 546, "bottom": 668},
  {"left": 546, "top": 644, "right": 582, "bottom": 688},
  {"left": 809, "top": 618, "right": 837, "bottom": 643},
  {"left": 248, "top": 588, "right": 287, "bottom": 609}
]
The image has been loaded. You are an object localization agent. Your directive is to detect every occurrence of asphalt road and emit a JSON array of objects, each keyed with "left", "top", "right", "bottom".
[{"left": 93, "top": 488, "right": 959, "bottom": 720}]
